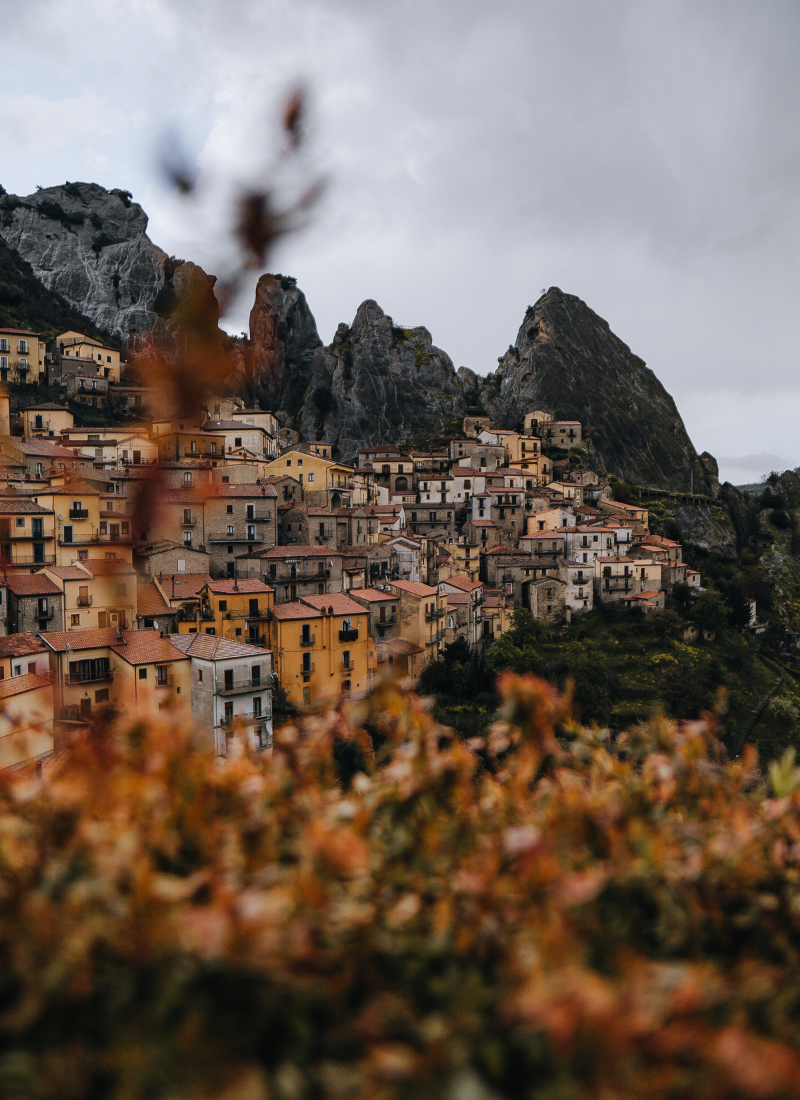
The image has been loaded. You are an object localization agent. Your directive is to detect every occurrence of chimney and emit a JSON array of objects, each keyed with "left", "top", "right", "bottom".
[{"left": 233, "top": 578, "right": 239, "bottom": 591}]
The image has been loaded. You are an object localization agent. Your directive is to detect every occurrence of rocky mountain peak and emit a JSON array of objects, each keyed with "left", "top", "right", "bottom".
[
  {"left": 0, "top": 182, "right": 171, "bottom": 342},
  {"left": 486, "top": 286, "right": 712, "bottom": 493}
]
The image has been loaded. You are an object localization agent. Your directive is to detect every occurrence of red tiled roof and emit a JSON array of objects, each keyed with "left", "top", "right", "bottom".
[
  {"left": 137, "top": 583, "right": 172, "bottom": 618},
  {"left": 43, "top": 627, "right": 131, "bottom": 652},
  {"left": 167, "top": 634, "right": 268, "bottom": 659},
  {"left": 0, "top": 632, "right": 48, "bottom": 658},
  {"left": 442, "top": 574, "right": 483, "bottom": 592},
  {"left": 78, "top": 559, "right": 137, "bottom": 576},
  {"left": 209, "top": 484, "right": 278, "bottom": 498},
  {"left": 44, "top": 566, "right": 91, "bottom": 580},
  {"left": 300, "top": 593, "right": 368, "bottom": 616},
  {"left": 388, "top": 579, "right": 438, "bottom": 597},
  {"left": 160, "top": 574, "right": 212, "bottom": 601},
  {"left": 383, "top": 637, "right": 423, "bottom": 656},
  {"left": 6, "top": 574, "right": 61, "bottom": 596},
  {"left": 0, "top": 673, "right": 51, "bottom": 700},
  {"left": 110, "top": 632, "right": 189, "bottom": 666},
  {"left": 271, "top": 601, "right": 323, "bottom": 621},
  {"left": 205, "top": 579, "right": 273, "bottom": 594},
  {"left": 0, "top": 499, "right": 53, "bottom": 514},
  {"left": 348, "top": 588, "right": 397, "bottom": 603}
]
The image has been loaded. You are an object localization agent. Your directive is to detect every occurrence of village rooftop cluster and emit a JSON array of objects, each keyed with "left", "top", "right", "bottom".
[{"left": 0, "top": 326, "right": 701, "bottom": 771}]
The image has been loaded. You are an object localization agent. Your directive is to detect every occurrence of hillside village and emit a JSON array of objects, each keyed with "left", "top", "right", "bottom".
[{"left": 0, "top": 322, "right": 707, "bottom": 771}]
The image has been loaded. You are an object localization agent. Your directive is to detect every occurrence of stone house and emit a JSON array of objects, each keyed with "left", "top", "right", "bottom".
[
  {"left": 6, "top": 573, "right": 64, "bottom": 634},
  {"left": 340, "top": 544, "right": 392, "bottom": 591},
  {"left": 406, "top": 502, "right": 457, "bottom": 540},
  {"left": 528, "top": 576, "right": 567, "bottom": 624},
  {"left": 387, "top": 579, "right": 447, "bottom": 660},
  {"left": 482, "top": 548, "right": 534, "bottom": 609},
  {"left": 133, "top": 540, "right": 211, "bottom": 578},
  {"left": 349, "top": 588, "right": 400, "bottom": 650},
  {"left": 439, "top": 574, "right": 484, "bottom": 648},
  {"left": 541, "top": 420, "right": 583, "bottom": 449},
  {"left": 204, "top": 483, "right": 278, "bottom": 578},
  {"left": 383, "top": 534, "right": 423, "bottom": 584},
  {"left": 463, "top": 517, "right": 497, "bottom": 549},
  {"left": 168, "top": 634, "right": 273, "bottom": 756},
  {"left": 560, "top": 561, "right": 594, "bottom": 615},
  {"left": 260, "top": 545, "right": 344, "bottom": 604},
  {"left": 279, "top": 504, "right": 339, "bottom": 550}
]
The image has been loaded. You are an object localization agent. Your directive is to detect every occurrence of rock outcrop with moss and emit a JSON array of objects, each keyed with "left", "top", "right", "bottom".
[
  {"left": 297, "top": 300, "right": 478, "bottom": 464},
  {"left": 486, "top": 287, "right": 711, "bottom": 493},
  {"left": 243, "top": 274, "right": 322, "bottom": 419},
  {"left": 0, "top": 183, "right": 183, "bottom": 342}
]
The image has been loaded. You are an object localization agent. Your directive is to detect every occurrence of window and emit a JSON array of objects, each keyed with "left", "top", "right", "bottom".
[
  {"left": 183, "top": 508, "right": 192, "bottom": 524},
  {"left": 190, "top": 441, "right": 197, "bottom": 454},
  {"left": 297, "top": 459, "right": 303, "bottom": 466},
  {"left": 71, "top": 614, "right": 80, "bottom": 626},
  {"left": 183, "top": 531, "right": 192, "bottom": 545},
  {"left": 227, "top": 525, "right": 234, "bottom": 536},
  {"left": 219, "top": 600, "right": 227, "bottom": 612},
  {"left": 286, "top": 460, "right": 291, "bottom": 467},
  {"left": 253, "top": 697, "right": 262, "bottom": 717},
  {"left": 18, "top": 339, "right": 28, "bottom": 353},
  {"left": 184, "top": 472, "right": 192, "bottom": 486},
  {"left": 269, "top": 564, "right": 277, "bottom": 579},
  {"left": 247, "top": 525, "right": 255, "bottom": 540},
  {"left": 224, "top": 701, "right": 233, "bottom": 723},
  {"left": 210, "top": 442, "right": 217, "bottom": 455},
  {"left": 307, "top": 472, "right": 315, "bottom": 482},
  {"left": 235, "top": 437, "right": 242, "bottom": 447},
  {"left": 139, "top": 668, "right": 147, "bottom": 679},
  {"left": 249, "top": 598, "right": 259, "bottom": 616}
]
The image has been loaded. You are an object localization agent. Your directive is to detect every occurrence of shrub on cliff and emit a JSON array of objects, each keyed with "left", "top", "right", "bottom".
[{"left": 4, "top": 677, "right": 800, "bottom": 1099}]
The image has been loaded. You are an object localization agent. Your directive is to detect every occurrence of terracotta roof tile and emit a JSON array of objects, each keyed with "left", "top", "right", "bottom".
[
  {"left": 204, "top": 579, "right": 273, "bottom": 594},
  {"left": 388, "top": 579, "right": 438, "bottom": 597},
  {"left": 110, "top": 632, "right": 189, "bottom": 666},
  {"left": 0, "top": 673, "right": 51, "bottom": 700},
  {"left": 79, "top": 559, "right": 137, "bottom": 576},
  {"left": 137, "top": 584, "right": 172, "bottom": 618},
  {"left": 300, "top": 593, "right": 369, "bottom": 616},
  {"left": 271, "top": 601, "right": 323, "bottom": 622},
  {"left": 6, "top": 574, "right": 62, "bottom": 596},
  {"left": 0, "top": 633, "right": 48, "bottom": 658},
  {"left": 167, "top": 634, "right": 269, "bottom": 660}
]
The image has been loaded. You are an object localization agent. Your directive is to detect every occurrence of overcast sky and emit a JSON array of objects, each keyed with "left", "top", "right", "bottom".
[{"left": 2, "top": 0, "right": 798, "bottom": 483}]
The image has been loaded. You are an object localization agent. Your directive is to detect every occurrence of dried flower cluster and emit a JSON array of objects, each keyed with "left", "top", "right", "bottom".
[{"left": 1, "top": 676, "right": 800, "bottom": 1100}]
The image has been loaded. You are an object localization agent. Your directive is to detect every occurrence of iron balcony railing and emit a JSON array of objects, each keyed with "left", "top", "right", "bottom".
[
  {"left": 215, "top": 677, "right": 266, "bottom": 696},
  {"left": 221, "top": 706, "right": 273, "bottom": 726},
  {"left": 35, "top": 607, "right": 56, "bottom": 620},
  {"left": 207, "top": 532, "right": 264, "bottom": 544},
  {"left": 64, "top": 668, "right": 114, "bottom": 686},
  {"left": 68, "top": 508, "right": 89, "bottom": 519},
  {"left": 339, "top": 628, "right": 359, "bottom": 642},
  {"left": 425, "top": 608, "right": 446, "bottom": 621},
  {"left": 426, "top": 631, "right": 444, "bottom": 645},
  {"left": 6, "top": 554, "right": 57, "bottom": 565},
  {"left": 76, "top": 594, "right": 93, "bottom": 607},
  {"left": 300, "top": 634, "right": 316, "bottom": 647},
  {"left": 180, "top": 515, "right": 199, "bottom": 526}
]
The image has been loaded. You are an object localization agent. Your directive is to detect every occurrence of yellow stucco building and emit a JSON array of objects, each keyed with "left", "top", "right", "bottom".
[
  {"left": 43, "top": 627, "right": 191, "bottom": 722},
  {"left": 269, "top": 592, "right": 373, "bottom": 707}
]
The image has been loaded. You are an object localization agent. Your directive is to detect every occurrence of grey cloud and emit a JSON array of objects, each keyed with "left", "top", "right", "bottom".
[{"left": 1, "top": 0, "right": 799, "bottom": 480}]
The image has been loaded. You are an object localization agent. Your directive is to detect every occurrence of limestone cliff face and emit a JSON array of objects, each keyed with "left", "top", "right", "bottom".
[
  {"left": 244, "top": 274, "right": 321, "bottom": 417},
  {"left": 298, "top": 300, "right": 475, "bottom": 464},
  {"left": 486, "top": 287, "right": 710, "bottom": 492},
  {"left": 0, "top": 183, "right": 172, "bottom": 342}
]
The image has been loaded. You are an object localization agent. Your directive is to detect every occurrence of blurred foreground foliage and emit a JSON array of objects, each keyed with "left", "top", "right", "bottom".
[{"left": 3, "top": 677, "right": 800, "bottom": 1099}]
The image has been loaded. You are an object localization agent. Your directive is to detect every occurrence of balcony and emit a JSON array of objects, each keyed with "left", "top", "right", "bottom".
[
  {"left": 301, "top": 663, "right": 315, "bottom": 681},
  {"left": 425, "top": 608, "right": 446, "bottom": 621},
  {"left": 7, "top": 554, "right": 57, "bottom": 565},
  {"left": 243, "top": 514, "right": 272, "bottom": 523},
  {"left": 180, "top": 516, "right": 199, "bottom": 527},
  {"left": 35, "top": 607, "right": 56, "bottom": 620},
  {"left": 300, "top": 634, "right": 316, "bottom": 647},
  {"left": 207, "top": 532, "right": 264, "bottom": 544},
  {"left": 215, "top": 677, "right": 266, "bottom": 696},
  {"left": 341, "top": 660, "right": 353, "bottom": 672},
  {"left": 68, "top": 508, "right": 89, "bottom": 519},
  {"left": 99, "top": 509, "right": 126, "bottom": 518},
  {"left": 339, "top": 628, "right": 359, "bottom": 642},
  {"left": 2, "top": 529, "right": 53, "bottom": 540},
  {"left": 426, "top": 631, "right": 444, "bottom": 646},
  {"left": 65, "top": 668, "right": 114, "bottom": 686},
  {"left": 77, "top": 595, "right": 93, "bottom": 607},
  {"left": 247, "top": 633, "right": 267, "bottom": 646}
]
